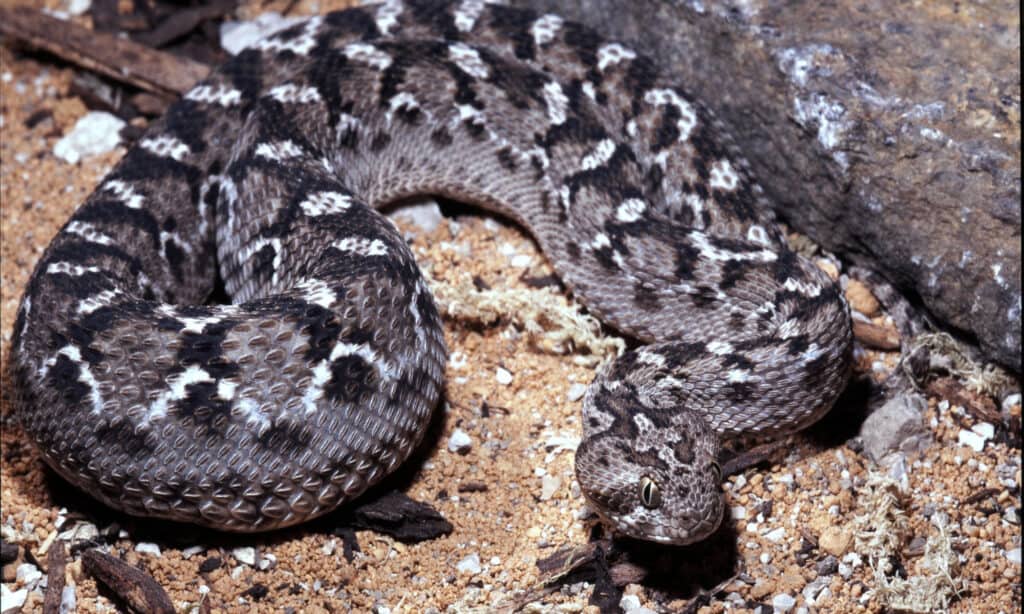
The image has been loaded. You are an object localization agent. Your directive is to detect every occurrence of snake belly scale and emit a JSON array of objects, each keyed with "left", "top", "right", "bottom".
[{"left": 10, "top": 0, "right": 852, "bottom": 544}]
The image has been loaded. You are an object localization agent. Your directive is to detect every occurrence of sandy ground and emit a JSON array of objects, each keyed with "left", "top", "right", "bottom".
[{"left": 1, "top": 2, "right": 1021, "bottom": 612}]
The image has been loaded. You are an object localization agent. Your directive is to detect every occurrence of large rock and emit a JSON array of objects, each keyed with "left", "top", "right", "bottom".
[{"left": 515, "top": 0, "right": 1021, "bottom": 371}]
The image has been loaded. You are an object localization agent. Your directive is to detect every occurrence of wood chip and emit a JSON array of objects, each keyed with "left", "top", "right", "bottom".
[
  {"left": 42, "top": 543, "right": 66, "bottom": 614},
  {"left": 81, "top": 549, "right": 174, "bottom": 614},
  {"left": 852, "top": 318, "right": 901, "bottom": 350},
  {"left": 0, "top": 6, "right": 209, "bottom": 97}
]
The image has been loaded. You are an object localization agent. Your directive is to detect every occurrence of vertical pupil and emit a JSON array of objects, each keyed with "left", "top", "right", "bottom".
[{"left": 642, "top": 480, "right": 653, "bottom": 505}]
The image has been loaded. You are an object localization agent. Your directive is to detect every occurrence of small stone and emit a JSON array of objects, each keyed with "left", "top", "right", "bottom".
[
  {"left": 53, "top": 111, "right": 125, "bottom": 164},
  {"left": 448, "top": 429, "right": 473, "bottom": 454},
  {"left": 61, "top": 585, "right": 76, "bottom": 613},
  {"left": 567, "top": 383, "right": 588, "bottom": 402},
  {"left": 815, "top": 555, "right": 839, "bottom": 576},
  {"left": 764, "top": 527, "right": 786, "bottom": 542},
  {"left": 845, "top": 279, "right": 881, "bottom": 316},
  {"left": 1, "top": 585, "right": 27, "bottom": 613},
  {"left": 957, "top": 428, "right": 987, "bottom": 452},
  {"left": 134, "top": 542, "right": 161, "bottom": 557},
  {"left": 859, "top": 392, "right": 930, "bottom": 462},
  {"left": 67, "top": 0, "right": 91, "bottom": 16},
  {"left": 58, "top": 521, "right": 98, "bottom": 544},
  {"left": 819, "top": 526, "right": 853, "bottom": 557},
  {"left": 801, "top": 578, "right": 829, "bottom": 603},
  {"left": 749, "top": 579, "right": 772, "bottom": 600},
  {"left": 971, "top": 422, "right": 995, "bottom": 439},
  {"left": 540, "top": 474, "right": 562, "bottom": 501},
  {"left": 1007, "top": 547, "right": 1021, "bottom": 565},
  {"left": 619, "top": 594, "right": 641, "bottom": 611},
  {"left": 456, "top": 553, "right": 482, "bottom": 575},
  {"left": 232, "top": 546, "right": 257, "bottom": 566},
  {"left": 1001, "top": 393, "right": 1020, "bottom": 413},
  {"left": 199, "top": 557, "right": 222, "bottom": 573},
  {"left": 180, "top": 546, "right": 205, "bottom": 559},
  {"left": 388, "top": 199, "right": 443, "bottom": 233},
  {"left": 258, "top": 553, "right": 277, "bottom": 571},
  {"left": 321, "top": 540, "right": 336, "bottom": 556},
  {"left": 495, "top": 367, "right": 513, "bottom": 385},
  {"left": 15, "top": 563, "right": 41, "bottom": 587},
  {"left": 510, "top": 254, "right": 532, "bottom": 268},
  {"left": 772, "top": 593, "right": 796, "bottom": 613}
]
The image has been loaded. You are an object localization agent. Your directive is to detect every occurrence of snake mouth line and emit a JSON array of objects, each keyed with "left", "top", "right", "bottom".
[{"left": 595, "top": 503, "right": 724, "bottom": 546}]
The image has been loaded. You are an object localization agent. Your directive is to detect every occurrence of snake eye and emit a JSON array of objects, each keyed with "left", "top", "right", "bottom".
[{"left": 639, "top": 476, "right": 661, "bottom": 509}]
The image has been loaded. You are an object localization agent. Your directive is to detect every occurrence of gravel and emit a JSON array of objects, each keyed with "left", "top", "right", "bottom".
[
  {"left": 456, "top": 553, "right": 482, "bottom": 575},
  {"left": 447, "top": 429, "right": 473, "bottom": 454}
]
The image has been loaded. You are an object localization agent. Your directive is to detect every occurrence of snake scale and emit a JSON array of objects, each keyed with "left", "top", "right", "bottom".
[{"left": 11, "top": 0, "right": 852, "bottom": 545}]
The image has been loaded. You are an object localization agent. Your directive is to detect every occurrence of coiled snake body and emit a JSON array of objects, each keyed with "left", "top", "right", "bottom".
[{"left": 11, "top": 1, "right": 852, "bottom": 545}]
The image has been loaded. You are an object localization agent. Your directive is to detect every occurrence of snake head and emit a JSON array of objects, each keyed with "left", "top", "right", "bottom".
[{"left": 574, "top": 379, "right": 724, "bottom": 545}]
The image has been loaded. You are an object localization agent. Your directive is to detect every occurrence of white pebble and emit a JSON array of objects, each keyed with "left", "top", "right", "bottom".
[
  {"left": 510, "top": 254, "right": 532, "bottom": 268},
  {"left": 61, "top": 585, "right": 77, "bottom": 612},
  {"left": 772, "top": 592, "right": 796, "bottom": 613},
  {"left": 456, "top": 553, "right": 482, "bottom": 574},
  {"left": 448, "top": 429, "right": 473, "bottom": 454},
  {"left": 259, "top": 553, "right": 277, "bottom": 570},
  {"left": 764, "top": 527, "right": 786, "bottom": 542},
  {"left": 567, "top": 383, "right": 588, "bottom": 402},
  {"left": 53, "top": 111, "right": 125, "bottom": 164},
  {"left": 1, "top": 585, "right": 28, "bottom": 612},
  {"left": 495, "top": 367, "right": 513, "bottom": 385},
  {"left": 540, "top": 474, "right": 562, "bottom": 500},
  {"left": 957, "top": 428, "right": 986, "bottom": 452},
  {"left": 66, "top": 0, "right": 91, "bottom": 16},
  {"left": 388, "top": 199, "right": 443, "bottom": 233},
  {"left": 232, "top": 546, "right": 257, "bottom": 566},
  {"left": 619, "top": 594, "right": 641, "bottom": 611},
  {"left": 971, "top": 422, "right": 995, "bottom": 440},
  {"left": 1002, "top": 393, "right": 1021, "bottom": 412},
  {"left": 134, "top": 542, "right": 161, "bottom": 557},
  {"left": 180, "top": 546, "right": 205, "bottom": 558},
  {"left": 1007, "top": 547, "right": 1021, "bottom": 565},
  {"left": 15, "top": 563, "right": 42, "bottom": 587},
  {"left": 731, "top": 506, "right": 747, "bottom": 520}
]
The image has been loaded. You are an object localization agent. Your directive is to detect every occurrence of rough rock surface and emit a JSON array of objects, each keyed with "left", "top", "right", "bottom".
[{"left": 515, "top": 0, "right": 1021, "bottom": 371}]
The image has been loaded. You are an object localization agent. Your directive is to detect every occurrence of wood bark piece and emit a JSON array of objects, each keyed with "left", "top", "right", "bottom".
[
  {"left": 131, "top": 0, "right": 237, "bottom": 49},
  {"left": 852, "top": 319, "right": 901, "bottom": 351},
  {"left": 0, "top": 6, "right": 209, "bottom": 98},
  {"left": 81, "top": 549, "right": 174, "bottom": 614},
  {"left": 335, "top": 490, "right": 453, "bottom": 543},
  {"left": 42, "top": 543, "right": 67, "bottom": 614}
]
